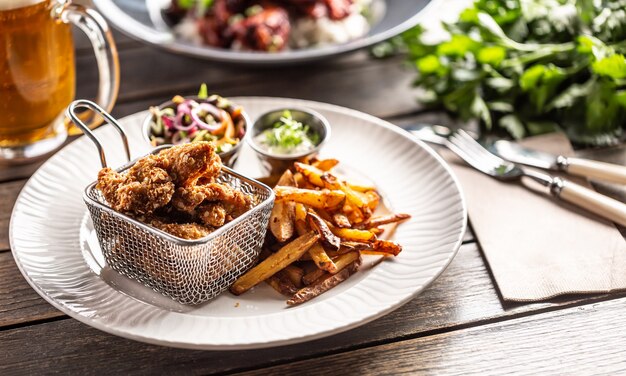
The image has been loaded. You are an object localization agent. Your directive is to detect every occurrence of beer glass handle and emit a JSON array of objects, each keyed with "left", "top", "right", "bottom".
[{"left": 59, "top": 4, "right": 120, "bottom": 133}]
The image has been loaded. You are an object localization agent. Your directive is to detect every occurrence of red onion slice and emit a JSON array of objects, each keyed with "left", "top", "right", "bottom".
[
  {"left": 199, "top": 102, "right": 223, "bottom": 121},
  {"left": 191, "top": 106, "right": 222, "bottom": 132}
]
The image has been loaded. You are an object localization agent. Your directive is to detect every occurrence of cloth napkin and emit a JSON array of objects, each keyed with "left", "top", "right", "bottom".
[{"left": 441, "top": 132, "right": 626, "bottom": 301}]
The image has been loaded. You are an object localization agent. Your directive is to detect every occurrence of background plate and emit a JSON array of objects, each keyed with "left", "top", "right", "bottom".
[
  {"left": 10, "top": 97, "right": 466, "bottom": 349},
  {"left": 92, "top": 0, "right": 436, "bottom": 65}
]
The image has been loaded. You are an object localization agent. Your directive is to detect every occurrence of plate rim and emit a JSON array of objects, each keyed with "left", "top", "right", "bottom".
[
  {"left": 92, "top": 0, "right": 442, "bottom": 64},
  {"left": 10, "top": 96, "right": 467, "bottom": 350}
]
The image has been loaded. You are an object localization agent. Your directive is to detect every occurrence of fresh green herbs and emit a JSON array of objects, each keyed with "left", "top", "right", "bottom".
[
  {"left": 376, "top": 0, "right": 626, "bottom": 145},
  {"left": 197, "top": 83, "right": 208, "bottom": 99},
  {"left": 259, "top": 111, "right": 320, "bottom": 153},
  {"left": 178, "top": 0, "right": 213, "bottom": 10}
]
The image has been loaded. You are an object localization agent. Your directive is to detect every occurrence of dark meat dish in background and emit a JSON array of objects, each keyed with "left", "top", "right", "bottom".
[{"left": 165, "top": 0, "right": 358, "bottom": 51}]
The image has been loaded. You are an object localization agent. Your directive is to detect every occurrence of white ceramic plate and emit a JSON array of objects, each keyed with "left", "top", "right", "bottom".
[{"left": 10, "top": 97, "right": 466, "bottom": 350}]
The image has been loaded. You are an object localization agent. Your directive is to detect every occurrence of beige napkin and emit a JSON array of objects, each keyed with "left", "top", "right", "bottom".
[{"left": 442, "top": 132, "right": 626, "bottom": 301}]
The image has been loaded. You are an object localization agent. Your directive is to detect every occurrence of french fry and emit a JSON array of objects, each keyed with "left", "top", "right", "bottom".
[
  {"left": 356, "top": 213, "right": 411, "bottom": 229},
  {"left": 303, "top": 251, "right": 360, "bottom": 285},
  {"left": 293, "top": 172, "right": 315, "bottom": 189},
  {"left": 366, "top": 240, "right": 403, "bottom": 256},
  {"left": 295, "top": 203, "right": 308, "bottom": 222},
  {"left": 340, "top": 241, "right": 375, "bottom": 252},
  {"left": 321, "top": 173, "right": 370, "bottom": 216},
  {"left": 270, "top": 170, "right": 296, "bottom": 242},
  {"left": 333, "top": 227, "right": 376, "bottom": 242},
  {"left": 294, "top": 203, "right": 310, "bottom": 236},
  {"left": 332, "top": 213, "right": 351, "bottom": 228},
  {"left": 230, "top": 232, "right": 319, "bottom": 295},
  {"left": 294, "top": 162, "right": 325, "bottom": 187},
  {"left": 308, "top": 242, "right": 338, "bottom": 273},
  {"left": 312, "top": 208, "right": 333, "bottom": 222},
  {"left": 322, "top": 216, "right": 376, "bottom": 242},
  {"left": 312, "top": 158, "right": 339, "bottom": 171},
  {"left": 275, "top": 169, "right": 296, "bottom": 187},
  {"left": 369, "top": 227, "right": 384, "bottom": 236},
  {"left": 307, "top": 212, "right": 341, "bottom": 251},
  {"left": 333, "top": 251, "right": 361, "bottom": 271},
  {"left": 275, "top": 187, "right": 345, "bottom": 210},
  {"left": 288, "top": 258, "right": 361, "bottom": 306},
  {"left": 270, "top": 201, "right": 295, "bottom": 242},
  {"left": 364, "top": 190, "right": 380, "bottom": 211},
  {"left": 283, "top": 265, "right": 304, "bottom": 288},
  {"left": 266, "top": 272, "right": 299, "bottom": 296},
  {"left": 302, "top": 268, "right": 325, "bottom": 286},
  {"left": 343, "top": 202, "right": 365, "bottom": 224},
  {"left": 231, "top": 157, "right": 406, "bottom": 305},
  {"left": 347, "top": 182, "right": 377, "bottom": 192}
]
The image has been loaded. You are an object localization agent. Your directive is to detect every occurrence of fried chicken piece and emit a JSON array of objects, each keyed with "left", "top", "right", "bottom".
[
  {"left": 172, "top": 182, "right": 252, "bottom": 220},
  {"left": 156, "top": 141, "right": 222, "bottom": 186},
  {"left": 197, "top": 203, "right": 228, "bottom": 227},
  {"left": 97, "top": 166, "right": 174, "bottom": 215},
  {"left": 145, "top": 216, "right": 214, "bottom": 240},
  {"left": 171, "top": 186, "right": 207, "bottom": 213},
  {"left": 201, "top": 183, "right": 253, "bottom": 219}
]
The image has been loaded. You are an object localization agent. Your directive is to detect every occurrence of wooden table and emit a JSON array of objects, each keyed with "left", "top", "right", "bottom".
[{"left": 2, "top": 28, "right": 626, "bottom": 375}]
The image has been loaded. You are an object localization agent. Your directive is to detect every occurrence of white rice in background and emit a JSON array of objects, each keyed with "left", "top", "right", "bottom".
[
  {"left": 290, "top": 0, "right": 376, "bottom": 49},
  {"left": 175, "top": 17, "right": 205, "bottom": 45}
]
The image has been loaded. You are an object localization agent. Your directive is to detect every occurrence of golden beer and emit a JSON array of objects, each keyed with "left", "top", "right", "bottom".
[
  {"left": 0, "top": 0, "right": 118, "bottom": 162},
  {"left": 0, "top": 0, "right": 75, "bottom": 148}
]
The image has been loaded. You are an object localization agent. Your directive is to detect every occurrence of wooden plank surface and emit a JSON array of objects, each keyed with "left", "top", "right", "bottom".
[
  {"left": 0, "top": 180, "right": 27, "bottom": 251},
  {"left": 1, "top": 242, "right": 623, "bottom": 374},
  {"left": 74, "top": 49, "right": 419, "bottom": 120},
  {"left": 238, "top": 297, "right": 626, "bottom": 376},
  {"left": 0, "top": 252, "right": 63, "bottom": 328}
]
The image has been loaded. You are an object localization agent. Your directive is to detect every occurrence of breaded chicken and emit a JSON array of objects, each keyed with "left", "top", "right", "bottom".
[
  {"left": 156, "top": 141, "right": 222, "bottom": 186},
  {"left": 171, "top": 182, "right": 253, "bottom": 223},
  {"left": 97, "top": 166, "right": 174, "bottom": 215},
  {"left": 96, "top": 141, "right": 253, "bottom": 240},
  {"left": 145, "top": 216, "right": 213, "bottom": 240}
]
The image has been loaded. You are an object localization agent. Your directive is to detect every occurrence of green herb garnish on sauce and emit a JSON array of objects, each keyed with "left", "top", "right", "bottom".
[{"left": 263, "top": 111, "right": 319, "bottom": 150}]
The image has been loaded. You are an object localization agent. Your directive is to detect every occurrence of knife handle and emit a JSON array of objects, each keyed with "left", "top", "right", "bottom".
[
  {"left": 562, "top": 157, "right": 626, "bottom": 184},
  {"left": 552, "top": 178, "right": 626, "bottom": 227}
]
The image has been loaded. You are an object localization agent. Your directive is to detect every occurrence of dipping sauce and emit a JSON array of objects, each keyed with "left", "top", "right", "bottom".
[{"left": 253, "top": 110, "right": 320, "bottom": 155}]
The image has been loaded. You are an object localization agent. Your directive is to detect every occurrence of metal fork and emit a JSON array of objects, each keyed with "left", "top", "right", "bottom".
[{"left": 444, "top": 130, "right": 626, "bottom": 228}]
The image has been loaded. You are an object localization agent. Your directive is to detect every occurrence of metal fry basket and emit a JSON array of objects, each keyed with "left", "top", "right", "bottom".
[{"left": 68, "top": 100, "right": 274, "bottom": 305}]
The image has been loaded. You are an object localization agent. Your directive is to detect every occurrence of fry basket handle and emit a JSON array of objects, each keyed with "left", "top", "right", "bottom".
[{"left": 66, "top": 100, "right": 131, "bottom": 168}]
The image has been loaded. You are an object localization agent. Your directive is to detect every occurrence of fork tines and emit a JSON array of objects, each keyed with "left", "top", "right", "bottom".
[{"left": 446, "top": 130, "right": 507, "bottom": 173}]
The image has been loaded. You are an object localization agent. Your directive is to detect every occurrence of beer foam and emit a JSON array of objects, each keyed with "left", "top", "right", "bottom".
[{"left": 0, "top": 0, "right": 43, "bottom": 11}]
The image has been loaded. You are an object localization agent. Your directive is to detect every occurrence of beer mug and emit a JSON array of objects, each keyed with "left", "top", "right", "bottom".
[{"left": 0, "top": 0, "right": 119, "bottom": 162}]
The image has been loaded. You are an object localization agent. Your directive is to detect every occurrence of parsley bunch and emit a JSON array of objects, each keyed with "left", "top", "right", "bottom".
[{"left": 377, "top": 0, "right": 626, "bottom": 145}]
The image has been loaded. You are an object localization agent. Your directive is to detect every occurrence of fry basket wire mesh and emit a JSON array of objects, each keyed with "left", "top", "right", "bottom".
[{"left": 68, "top": 100, "right": 274, "bottom": 305}]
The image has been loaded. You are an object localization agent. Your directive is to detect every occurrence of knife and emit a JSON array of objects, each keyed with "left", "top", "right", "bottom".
[{"left": 491, "top": 140, "right": 626, "bottom": 184}]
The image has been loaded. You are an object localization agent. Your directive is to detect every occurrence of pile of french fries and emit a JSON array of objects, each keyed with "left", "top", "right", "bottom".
[{"left": 230, "top": 158, "right": 410, "bottom": 305}]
